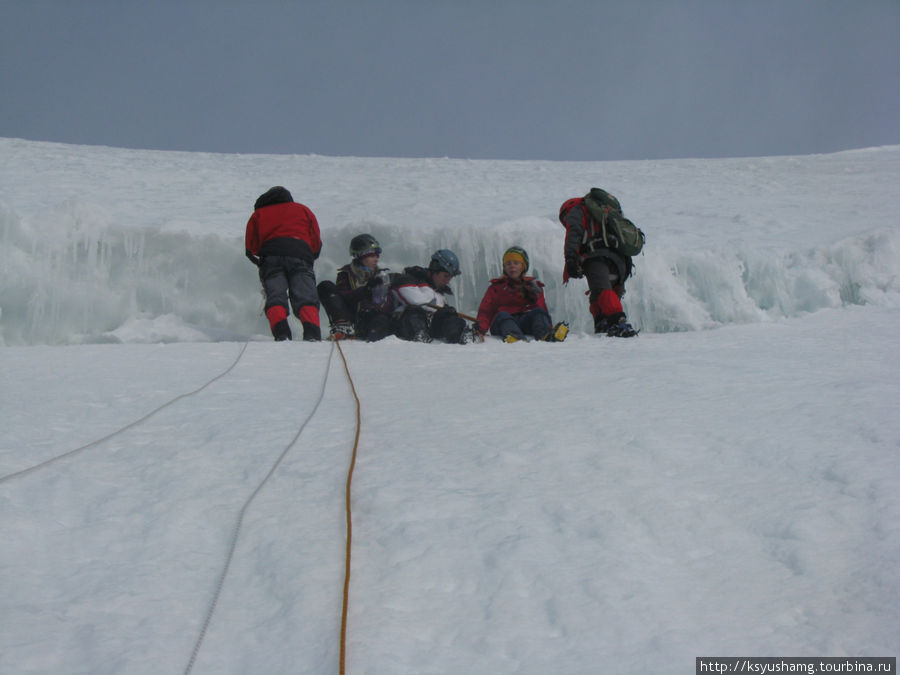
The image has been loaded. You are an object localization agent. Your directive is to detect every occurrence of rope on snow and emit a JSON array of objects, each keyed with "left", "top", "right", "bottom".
[
  {"left": 184, "top": 340, "right": 338, "bottom": 675},
  {"left": 0, "top": 341, "right": 250, "bottom": 485},
  {"left": 335, "top": 340, "right": 362, "bottom": 675},
  {"left": 3, "top": 336, "right": 365, "bottom": 674}
]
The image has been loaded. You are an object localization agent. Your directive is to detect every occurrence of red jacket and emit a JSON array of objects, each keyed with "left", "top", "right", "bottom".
[
  {"left": 476, "top": 275, "right": 548, "bottom": 334},
  {"left": 245, "top": 202, "right": 322, "bottom": 262}
]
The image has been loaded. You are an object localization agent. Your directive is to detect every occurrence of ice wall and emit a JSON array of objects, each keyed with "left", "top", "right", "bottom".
[
  {"left": 0, "top": 199, "right": 254, "bottom": 345},
  {"left": 1, "top": 139, "right": 898, "bottom": 345},
  {"left": 1, "top": 199, "right": 897, "bottom": 345}
]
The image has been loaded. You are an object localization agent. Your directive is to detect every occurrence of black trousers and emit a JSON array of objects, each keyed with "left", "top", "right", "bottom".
[
  {"left": 394, "top": 306, "right": 466, "bottom": 343},
  {"left": 317, "top": 281, "right": 394, "bottom": 341}
]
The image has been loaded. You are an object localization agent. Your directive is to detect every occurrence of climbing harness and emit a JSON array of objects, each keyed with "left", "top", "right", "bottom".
[{"left": 0, "top": 342, "right": 250, "bottom": 485}]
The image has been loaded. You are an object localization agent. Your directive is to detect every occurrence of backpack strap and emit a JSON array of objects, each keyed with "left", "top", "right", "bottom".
[{"left": 584, "top": 194, "right": 618, "bottom": 249}]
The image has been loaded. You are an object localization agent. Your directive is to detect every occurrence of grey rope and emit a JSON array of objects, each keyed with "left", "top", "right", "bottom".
[
  {"left": 0, "top": 341, "right": 250, "bottom": 485},
  {"left": 183, "top": 340, "right": 337, "bottom": 675}
]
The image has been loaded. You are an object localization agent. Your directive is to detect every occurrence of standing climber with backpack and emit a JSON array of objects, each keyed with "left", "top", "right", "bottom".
[
  {"left": 559, "top": 188, "right": 645, "bottom": 337},
  {"left": 245, "top": 186, "right": 323, "bottom": 341},
  {"left": 317, "top": 233, "right": 395, "bottom": 341}
]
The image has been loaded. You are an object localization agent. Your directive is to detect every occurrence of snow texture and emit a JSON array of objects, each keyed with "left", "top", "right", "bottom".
[
  {"left": 1, "top": 138, "right": 898, "bottom": 344},
  {"left": 0, "top": 138, "right": 898, "bottom": 674}
]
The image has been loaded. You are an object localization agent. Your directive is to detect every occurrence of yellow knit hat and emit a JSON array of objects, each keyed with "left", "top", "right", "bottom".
[{"left": 502, "top": 247, "right": 529, "bottom": 272}]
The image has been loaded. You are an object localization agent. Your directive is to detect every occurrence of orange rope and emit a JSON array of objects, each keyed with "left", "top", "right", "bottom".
[{"left": 335, "top": 341, "right": 361, "bottom": 675}]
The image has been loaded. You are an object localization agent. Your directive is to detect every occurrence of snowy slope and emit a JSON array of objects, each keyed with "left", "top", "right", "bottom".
[
  {"left": 0, "top": 139, "right": 898, "bottom": 674},
  {"left": 1, "top": 138, "right": 898, "bottom": 344}
]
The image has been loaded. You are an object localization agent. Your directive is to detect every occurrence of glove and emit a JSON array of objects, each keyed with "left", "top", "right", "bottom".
[
  {"left": 365, "top": 275, "right": 384, "bottom": 289},
  {"left": 566, "top": 259, "right": 583, "bottom": 278},
  {"left": 245, "top": 249, "right": 261, "bottom": 267}
]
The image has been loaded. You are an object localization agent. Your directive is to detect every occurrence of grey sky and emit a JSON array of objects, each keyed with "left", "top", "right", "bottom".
[{"left": 2, "top": 0, "right": 898, "bottom": 161}]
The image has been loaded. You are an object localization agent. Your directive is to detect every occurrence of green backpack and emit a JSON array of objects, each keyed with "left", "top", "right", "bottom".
[{"left": 582, "top": 188, "right": 645, "bottom": 257}]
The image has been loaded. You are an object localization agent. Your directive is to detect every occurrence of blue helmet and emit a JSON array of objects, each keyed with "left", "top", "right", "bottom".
[{"left": 429, "top": 249, "right": 461, "bottom": 276}]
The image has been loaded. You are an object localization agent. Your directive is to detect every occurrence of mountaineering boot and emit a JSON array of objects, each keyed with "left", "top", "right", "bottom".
[
  {"left": 302, "top": 322, "right": 322, "bottom": 342},
  {"left": 503, "top": 334, "right": 521, "bottom": 343},
  {"left": 463, "top": 325, "right": 484, "bottom": 343},
  {"left": 595, "top": 313, "right": 638, "bottom": 337},
  {"left": 594, "top": 313, "right": 634, "bottom": 337},
  {"left": 272, "top": 319, "right": 292, "bottom": 341},
  {"left": 412, "top": 328, "right": 433, "bottom": 343},
  {"left": 594, "top": 316, "right": 611, "bottom": 334},
  {"left": 542, "top": 321, "right": 569, "bottom": 342},
  {"left": 605, "top": 320, "right": 638, "bottom": 338},
  {"left": 329, "top": 320, "right": 356, "bottom": 341}
]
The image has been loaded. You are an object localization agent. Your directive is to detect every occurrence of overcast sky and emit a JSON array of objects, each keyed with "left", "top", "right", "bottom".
[{"left": 2, "top": 0, "right": 898, "bottom": 161}]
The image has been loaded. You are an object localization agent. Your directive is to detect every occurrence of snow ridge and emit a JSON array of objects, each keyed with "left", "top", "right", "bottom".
[{"left": 1, "top": 139, "right": 898, "bottom": 345}]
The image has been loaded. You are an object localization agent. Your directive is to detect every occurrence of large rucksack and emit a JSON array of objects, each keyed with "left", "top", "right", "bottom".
[{"left": 559, "top": 188, "right": 645, "bottom": 257}]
